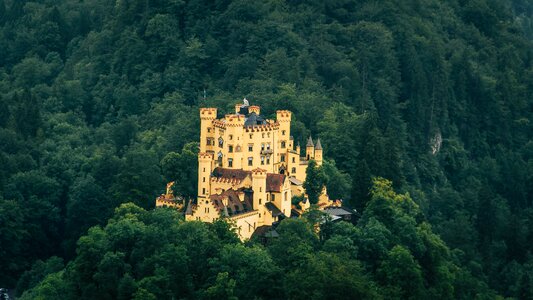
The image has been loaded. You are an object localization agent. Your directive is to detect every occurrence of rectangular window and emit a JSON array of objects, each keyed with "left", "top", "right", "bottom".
[
  {"left": 229, "top": 145, "right": 233, "bottom": 153},
  {"left": 202, "top": 188, "right": 206, "bottom": 195},
  {"left": 281, "top": 154, "right": 285, "bottom": 162},
  {"left": 266, "top": 157, "right": 270, "bottom": 164},
  {"left": 207, "top": 128, "right": 211, "bottom": 133},
  {"left": 292, "top": 157, "right": 295, "bottom": 163},
  {"left": 272, "top": 194, "right": 276, "bottom": 201},
  {"left": 248, "top": 157, "right": 253, "bottom": 166},
  {"left": 281, "top": 141, "right": 286, "bottom": 148},
  {"left": 267, "top": 143, "right": 270, "bottom": 150},
  {"left": 229, "top": 135, "right": 233, "bottom": 140},
  {"left": 261, "top": 156, "right": 265, "bottom": 165},
  {"left": 291, "top": 167, "right": 296, "bottom": 173},
  {"left": 203, "top": 177, "right": 205, "bottom": 182},
  {"left": 282, "top": 130, "right": 286, "bottom": 135},
  {"left": 228, "top": 158, "right": 233, "bottom": 167},
  {"left": 248, "top": 144, "right": 253, "bottom": 152}
]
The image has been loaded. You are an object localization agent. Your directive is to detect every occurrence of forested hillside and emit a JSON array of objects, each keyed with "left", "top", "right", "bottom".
[{"left": 0, "top": 0, "right": 531, "bottom": 298}]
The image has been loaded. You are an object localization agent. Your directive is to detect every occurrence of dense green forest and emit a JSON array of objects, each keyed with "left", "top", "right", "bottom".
[{"left": 0, "top": 0, "right": 531, "bottom": 298}]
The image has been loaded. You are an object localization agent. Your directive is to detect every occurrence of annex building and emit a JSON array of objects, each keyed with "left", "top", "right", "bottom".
[{"left": 157, "top": 101, "right": 337, "bottom": 239}]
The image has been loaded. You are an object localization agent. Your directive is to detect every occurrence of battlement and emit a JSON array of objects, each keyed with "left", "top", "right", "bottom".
[
  {"left": 252, "top": 168, "right": 267, "bottom": 176},
  {"left": 225, "top": 114, "right": 246, "bottom": 126},
  {"left": 200, "top": 107, "right": 217, "bottom": 119},
  {"left": 276, "top": 110, "right": 292, "bottom": 121},
  {"left": 198, "top": 152, "right": 213, "bottom": 160},
  {"left": 249, "top": 105, "right": 260, "bottom": 114},
  {"left": 244, "top": 123, "right": 280, "bottom": 132}
]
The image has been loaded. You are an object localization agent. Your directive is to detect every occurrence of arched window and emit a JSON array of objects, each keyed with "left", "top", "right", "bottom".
[
  {"left": 218, "top": 137, "right": 224, "bottom": 147},
  {"left": 281, "top": 141, "right": 286, "bottom": 148},
  {"left": 217, "top": 151, "right": 223, "bottom": 166}
]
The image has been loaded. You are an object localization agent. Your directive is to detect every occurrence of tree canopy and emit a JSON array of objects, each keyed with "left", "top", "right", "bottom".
[{"left": 0, "top": 0, "right": 531, "bottom": 298}]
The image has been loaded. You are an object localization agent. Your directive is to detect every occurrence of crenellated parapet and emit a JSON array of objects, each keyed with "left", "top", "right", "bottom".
[
  {"left": 276, "top": 110, "right": 292, "bottom": 122},
  {"left": 244, "top": 123, "right": 280, "bottom": 132},
  {"left": 198, "top": 152, "right": 213, "bottom": 160},
  {"left": 249, "top": 105, "right": 260, "bottom": 114},
  {"left": 200, "top": 107, "right": 217, "bottom": 120}
]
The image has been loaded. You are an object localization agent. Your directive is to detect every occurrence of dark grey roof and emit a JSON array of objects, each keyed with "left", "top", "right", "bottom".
[
  {"left": 185, "top": 199, "right": 193, "bottom": 215},
  {"left": 315, "top": 138, "right": 322, "bottom": 150},
  {"left": 306, "top": 136, "right": 314, "bottom": 147},
  {"left": 265, "top": 202, "right": 283, "bottom": 217},
  {"left": 324, "top": 207, "right": 356, "bottom": 216},
  {"left": 288, "top": 177, "right": 303, "bottom": 185},
  {"left": 244, "top": 112, "right": 267, "bottom": 126}
]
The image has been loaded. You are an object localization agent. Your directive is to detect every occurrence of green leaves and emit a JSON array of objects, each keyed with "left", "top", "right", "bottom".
[{"left": 303, "top": 159, "right": 326, "bottom": 204}]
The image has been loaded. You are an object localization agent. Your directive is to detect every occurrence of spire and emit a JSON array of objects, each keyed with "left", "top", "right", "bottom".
[
  {"left": 315, "top": 138, "right": 322, "bottom": 150},
  {"left": 306, "top": 136, "right": 314, "bottom": 147}
]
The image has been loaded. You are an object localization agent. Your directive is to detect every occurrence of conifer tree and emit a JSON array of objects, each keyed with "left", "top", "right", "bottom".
[{"left": 303, "top": 159, "right": 325, "bottom": 204}]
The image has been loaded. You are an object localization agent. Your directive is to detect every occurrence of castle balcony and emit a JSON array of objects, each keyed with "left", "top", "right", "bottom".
[{"left": 261, "top": 149, "right": 273, "bottom": 155}]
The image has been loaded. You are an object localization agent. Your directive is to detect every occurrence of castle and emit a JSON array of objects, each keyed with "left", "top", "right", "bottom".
[{"left": 156, "top": 101, "right": 336, "bottom": 239}]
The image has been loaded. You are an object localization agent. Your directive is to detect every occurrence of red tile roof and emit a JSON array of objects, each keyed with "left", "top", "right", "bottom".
[
  {"left": 266, "top": 173, "right": 285, "bottom": 192},
  {"left": 212, "top": 167, "right": 251, "bottom": 181}
]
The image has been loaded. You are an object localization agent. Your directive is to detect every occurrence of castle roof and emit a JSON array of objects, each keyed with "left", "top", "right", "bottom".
[
  {"left": 265, "top": 202, "right": 283, "bottom": 217},
  {"left": 266, "top": 173, "right": 286, "bottom": 192},
  {"left": 315, "top": 138, "right": 322, "bottom": 150},
  {"left": 244, "top": 112, "right": 267, "bottom": 127},
  {"left": 209, "top": 188, "right": 253, "bottom": 216},
  {"left": 306, "top": 136, "right": 314, "bottom": 147},
  {"left": 212, "top": 168, "right": 250, "bottom": 181},
  {"left": 211, "top": 167, "right": 286, "bottom": 193}
]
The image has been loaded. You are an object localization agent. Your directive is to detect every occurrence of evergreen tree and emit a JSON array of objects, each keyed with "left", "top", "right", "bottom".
[{"left": 303, "top": 159, "right": 325, "bottom": 205}]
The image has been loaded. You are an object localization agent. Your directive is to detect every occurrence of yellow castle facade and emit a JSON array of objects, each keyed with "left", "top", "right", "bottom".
[{"left": 157, "top": 101, "right": 334, "bottom": 240}]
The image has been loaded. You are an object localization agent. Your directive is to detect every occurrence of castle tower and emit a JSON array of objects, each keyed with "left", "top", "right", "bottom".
[
  {"left": 251, "top": 168, "right": 267, "bottom": 210},
  {"left": 199, "top": 108, "right": 217, "bottom": 153},
  {"left": 198, "top": 152, "right": 213, "bottom": 198},
  {"left": 306, "top": 136, "right": 315, "bottom": 160},
  {"left": 249, "top": 105, "right": 260, "bottom": 115},
  {"left": 276, "top": 110, "right": 291, "bottom": 139},
  {"left": 315, "top": 138, "right": 323, "bottom": 166}
]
